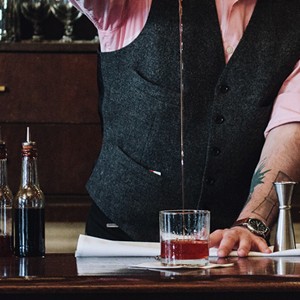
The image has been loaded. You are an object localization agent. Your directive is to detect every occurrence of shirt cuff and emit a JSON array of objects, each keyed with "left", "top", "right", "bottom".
[{"left": 264, "top": 93, "right": 300, "bottom": 137}]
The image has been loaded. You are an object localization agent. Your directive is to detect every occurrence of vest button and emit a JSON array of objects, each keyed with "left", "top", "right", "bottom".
[
  {"left": 211, "top": 147, "right": 221, "bottom": 156},
  {"left": 205, "top": 177, "right": 215, "bottom": 185},
  {"left": 215, "top": 115, "right": 225, "bottom": 124},
  {"left": 219, "top": 85, "right": 230, "bottom": 94}
]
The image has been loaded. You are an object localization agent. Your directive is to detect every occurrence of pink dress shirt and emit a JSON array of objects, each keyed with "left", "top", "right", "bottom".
[{"left": 71, "top": 0, "right": 300, "bottom": 135}]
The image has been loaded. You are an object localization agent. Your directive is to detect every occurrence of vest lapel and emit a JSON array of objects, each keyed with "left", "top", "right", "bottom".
[{"left": 225, "top": 0, "right": 276, "bottom": 69}]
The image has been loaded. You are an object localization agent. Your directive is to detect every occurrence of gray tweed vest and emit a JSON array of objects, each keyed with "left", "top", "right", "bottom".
[{"left": 87, "top": 0, "right": 300, "bottom": 241}]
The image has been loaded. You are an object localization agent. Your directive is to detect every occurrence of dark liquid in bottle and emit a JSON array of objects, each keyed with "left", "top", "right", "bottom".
[
  {"left": 0, "top": 235, "right": 13, "bottom": 257},
  {"left": 14, "top": 208, "right": 45, "bottom": 257}
]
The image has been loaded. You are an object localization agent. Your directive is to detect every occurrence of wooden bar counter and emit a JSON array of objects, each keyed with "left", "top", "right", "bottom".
[{"left": 0, "top": 254, "right": 300, "bottom": 300}]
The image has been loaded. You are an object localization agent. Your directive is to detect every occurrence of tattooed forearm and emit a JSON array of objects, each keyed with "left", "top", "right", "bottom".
[{"left": 237, "top": 124, "right": 300, "bottom": 228}]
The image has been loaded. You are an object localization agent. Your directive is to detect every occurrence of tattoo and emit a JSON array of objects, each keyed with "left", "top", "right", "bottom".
[
  {"left": 244, "top": 160, "right": 271, "bottom": 206},
  {"left": 252, "top": 171, "right": 292, "bottom": 221},
  {"left": 252, "top": 197, "right": 277, "bottom": 221},
  {"left": 249, "top": 160, "right": 271, "bottom": 195}
]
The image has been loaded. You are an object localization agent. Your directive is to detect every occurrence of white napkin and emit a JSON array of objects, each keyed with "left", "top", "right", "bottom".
[
  {"left": 75, "top": 234, "right": 300, "bottom": 257},
  {"left": 75, "top": 234, "right": 160, "bottom": 257}
]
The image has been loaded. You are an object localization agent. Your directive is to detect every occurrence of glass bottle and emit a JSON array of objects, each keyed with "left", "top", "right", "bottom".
[
  {"left": 13, "top": 128, "right": 45, "bottom": 257},
  {"left": 0, "top": 134, "right": 13, "bottom": 257}
]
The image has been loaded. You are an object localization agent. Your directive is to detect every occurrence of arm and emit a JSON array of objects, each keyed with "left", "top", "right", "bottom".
[
  {"left": 70, "top": 0, "right": 151, "bottom": 52},
  {"left": 210, "top": 58, "right": 300, "bottom": 257},
  {"left": 210, "top": 122, "right": 300, "bottom": 257}
]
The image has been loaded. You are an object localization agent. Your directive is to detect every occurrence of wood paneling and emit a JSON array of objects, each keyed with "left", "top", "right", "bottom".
[
  {"left": 0, "top": 51, "right": 99, "bottom": 123},
  {"left": 0, "top": 42, "right": 100, "bottom": 222}
]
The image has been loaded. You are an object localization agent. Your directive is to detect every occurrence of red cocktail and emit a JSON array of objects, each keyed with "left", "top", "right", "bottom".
[
  {"left": 160, "top": 210, "right": 210, "bottom": 266},
  {"left": 161, "top": 239, "right": 208, "bottom": 260}
]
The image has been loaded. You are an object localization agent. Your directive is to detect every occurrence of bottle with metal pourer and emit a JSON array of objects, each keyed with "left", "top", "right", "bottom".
[{"left": 13, "top": 127, "right": 45, "bottom": 257}]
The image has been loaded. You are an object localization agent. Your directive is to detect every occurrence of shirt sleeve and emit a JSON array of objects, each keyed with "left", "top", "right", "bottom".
[
  {"left": 70, "top": 0, "right": 125, "bottom": 31},
  {"left": 264, "top": 60, "right": 300, "bottom": 137},
  {"left": 70, "top": 0, "right": 151, "bottom": 52}
]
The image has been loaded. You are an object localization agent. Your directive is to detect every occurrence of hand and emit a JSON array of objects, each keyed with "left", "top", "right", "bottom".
[{"left": 209, "top": 227, "right": 272, "bottom": 257}]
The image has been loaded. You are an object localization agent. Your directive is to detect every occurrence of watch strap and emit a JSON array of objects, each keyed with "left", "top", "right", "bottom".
[{"left": 232, "top": 218, "right": 250, "bottom": 227}]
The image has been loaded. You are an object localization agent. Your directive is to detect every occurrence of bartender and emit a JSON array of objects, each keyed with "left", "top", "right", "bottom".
[{"left": 71, "top": 0, "right": 300, "bottom": 257}]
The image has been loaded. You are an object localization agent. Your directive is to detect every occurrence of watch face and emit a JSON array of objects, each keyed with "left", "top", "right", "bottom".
[{"left": 248, "top": 218, "right": 268, "bottom": 234}]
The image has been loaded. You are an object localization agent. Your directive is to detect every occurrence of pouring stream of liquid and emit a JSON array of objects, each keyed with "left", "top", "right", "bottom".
[{"left": 179, "top": 0, "right": 185, "bottom": 210}]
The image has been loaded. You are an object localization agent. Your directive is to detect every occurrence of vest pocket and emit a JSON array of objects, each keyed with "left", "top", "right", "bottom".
[{"left": 86, "top": 143, "right": 164, "bottom": 240}]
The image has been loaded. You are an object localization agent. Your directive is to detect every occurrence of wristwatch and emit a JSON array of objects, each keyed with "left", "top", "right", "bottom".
[{"left": 232, "top": 218, "right": 270, "bottom": 239}]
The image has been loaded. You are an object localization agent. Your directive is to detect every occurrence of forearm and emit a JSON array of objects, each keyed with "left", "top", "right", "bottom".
[{"left": 237, "top": 123, "right": 300, "bottom": 227}]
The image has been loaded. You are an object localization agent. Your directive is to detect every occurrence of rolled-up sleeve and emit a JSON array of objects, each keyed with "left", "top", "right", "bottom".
[{"left": 264, "top": 60, "right": 300, "bottom": 137}]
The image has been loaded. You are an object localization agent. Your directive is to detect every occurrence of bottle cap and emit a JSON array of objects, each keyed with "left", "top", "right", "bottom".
[{"left": 21, "top": 127, "right": 37, "bottom": 158}]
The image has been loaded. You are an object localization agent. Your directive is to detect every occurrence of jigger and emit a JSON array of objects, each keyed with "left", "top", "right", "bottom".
[{"left": 274, "top": 181, "right": 297, "bottom": 252}]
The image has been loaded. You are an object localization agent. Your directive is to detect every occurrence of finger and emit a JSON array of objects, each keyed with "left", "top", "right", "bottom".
[
  {"left": 209, "top": 230, "right": 225, "bottom": 248},
  {"left": 217, "top": 229, "right": 240, "bottom": 257},
  {"left": 237, "top": 234, "right": 271, "bottom": 256},
  {"left": 253, "top": 236, "right": 272, "bottom": 254},
  {"left": 236, "top": 234, "right": 252, "bottom": 257}
]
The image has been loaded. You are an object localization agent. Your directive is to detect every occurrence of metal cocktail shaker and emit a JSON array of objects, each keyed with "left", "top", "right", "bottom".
[{"left": 273, "top": 181, "right": 297, "bottom": 252}]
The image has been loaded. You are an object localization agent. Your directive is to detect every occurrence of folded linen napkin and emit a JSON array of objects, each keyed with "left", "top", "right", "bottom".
[
  {"left": 75, "top": 234, "right": 160, "bottom": 257},
  {"left": 75, "top": 234, "right": 300, "bottom": 257}
]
